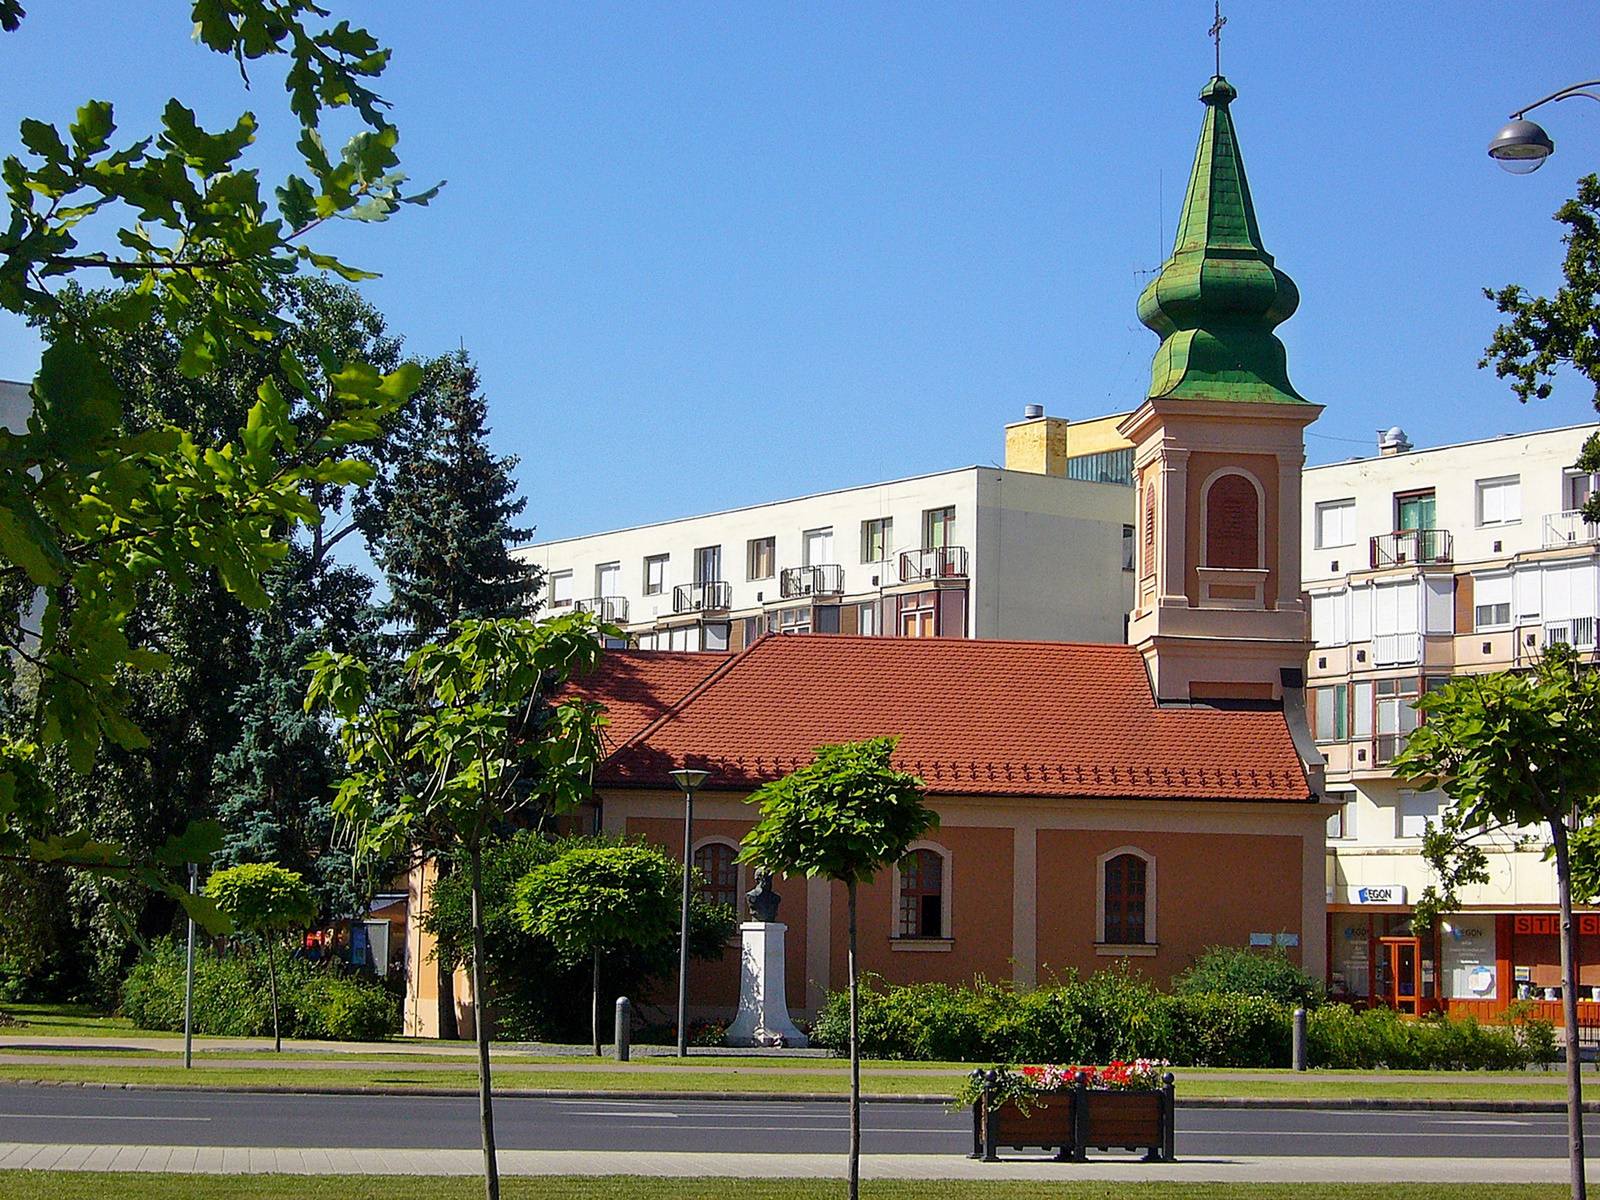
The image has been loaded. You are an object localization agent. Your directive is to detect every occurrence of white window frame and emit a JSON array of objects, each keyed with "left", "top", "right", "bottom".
[
  {"left": 747, "top": 537, "right": 775, "bottom": 581},
  {"left": 1398, "top": 789, "right": 1445, "bottom": 839},
  {"left": 549, "top": 570, "right": 574, "bottom": 608},
  {"left": 1476, "top": 475, "right": 1522, "bottom": 528},
  {"left": 1473, "top": 572, "right": 1513, "bottom": 631},
  {"left": 861, "top": 517, "right": 893, "bottom": 564},
  {"left": 1314, "top": 499, "right": 1357, "bottom": 550},
  {"left": 1095, "top": 845, "right": 1156, "bottom": 954},
  {"left": 889, "top": 840, "right": 953, "bottom": 949},
  {"left": 595, "top": 561, "right": 620, "bottom": 598},
  {"left": 803, "top": 527, "right": 835, "bottom": 568},
  {"left": 643, "top": 554, "right": 668, "bottom": 596}
]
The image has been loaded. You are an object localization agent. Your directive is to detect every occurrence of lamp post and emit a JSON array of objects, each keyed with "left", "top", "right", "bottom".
[
  {"left": 669, "top": 767, "right": 709, "bottom": 1058},
  {"left": 1488, "top": 80, "right": 1600, "bottom": 173}
]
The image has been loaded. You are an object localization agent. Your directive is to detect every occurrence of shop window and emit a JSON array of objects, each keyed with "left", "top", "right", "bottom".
[
  {"left": 693, "top": 841, "right": 739, "bottom": 911},
  {"left": 1476, "top": 476, "right": 1521, "bottom": 527},
  {"left": 1203, "top": 472, "right": 1261, "bottom": 569},
  {"left": 861, "top": 518, "right": 892, "bottom": 563},
  {"left": 644, "top": 554, "right": 668, "bottom": 596},
  {"left": 1099, "top": 849, "right": 1153, "bottom": 946},
  {"left": 747, "top": 537, "right": 775, "bottom": 581},
  {"left": 897, "top": 847, "right": 945, "bottom": 939},
  {"left": 1315, "top": 499, "right": 1356, "bottom": 549}
]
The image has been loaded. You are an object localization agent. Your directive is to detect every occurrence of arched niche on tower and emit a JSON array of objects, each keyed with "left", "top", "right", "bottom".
[{"left": 1196, "top": 466, "right": 1269, "bottom": 610}]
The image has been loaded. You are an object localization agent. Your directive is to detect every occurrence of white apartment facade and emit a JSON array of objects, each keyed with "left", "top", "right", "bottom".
[
  {"left": 1303, "top": 422, "right": 1600, "bottom": 1019},
  {"left": 517, "top": 410, "right": 1140, "bottom": 653}
]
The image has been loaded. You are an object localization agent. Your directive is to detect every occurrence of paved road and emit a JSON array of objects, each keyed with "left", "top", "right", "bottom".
[{"left": 0, "top": 1088, "right": 1590, "bottom": 1159}]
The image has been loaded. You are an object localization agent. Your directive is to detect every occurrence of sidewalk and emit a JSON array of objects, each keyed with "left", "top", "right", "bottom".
[{"left": 0, "top": 1143, "right": 1572, "bottom": 1183}]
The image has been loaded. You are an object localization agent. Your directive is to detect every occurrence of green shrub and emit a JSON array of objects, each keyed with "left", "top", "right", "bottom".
[
  {"left": 1173, "top": 945, "right": 1323, "bottom": 1008},
  {"left": 1308, "top": 1003, "right": 1545, "bottom": 1070},
  {"left": 120, "top": 941, "right": 398, "bottom": 1041}
]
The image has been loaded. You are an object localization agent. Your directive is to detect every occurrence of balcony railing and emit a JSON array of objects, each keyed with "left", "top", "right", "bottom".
[
  {"left": 575, "top": 595, "right": 629, "bottom": 623},
  {"left": 780, "top": 563, "right": 845, "bottom": 599},
  {"left": 1372, "top": 631, "right": 1422, "bottom": 667},
  {"left": 1370, "top": 529, "right": 1452, "bottom": 569},
  {"left": 1545, "top": 617, "right": 1598, "bottom": 651},
  {"left": 899, "top": 545, "right": 969, "bottom": 583},
  {"left": 672, "top": 580, "right": 731, "bottom": 614},
  {"left": 1543, "top": 509, "right": 1600, "bottom": 549}
]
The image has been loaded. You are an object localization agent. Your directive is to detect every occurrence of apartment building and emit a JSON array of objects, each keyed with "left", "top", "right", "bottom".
[
  {"left": 1303, "top": 422, "right": 1600, "bottom": 1019},
  {"left": 516, "top": 410, "right": 1139, "bottom": 652}
]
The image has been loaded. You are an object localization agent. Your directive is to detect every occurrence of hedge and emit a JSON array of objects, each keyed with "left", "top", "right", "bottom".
[
  {"left": 121, "top": 940, "right": 399, "bottom": 1041},
  {"left": 809, "top": 971, "right": 1552, "bottom": 1070}
]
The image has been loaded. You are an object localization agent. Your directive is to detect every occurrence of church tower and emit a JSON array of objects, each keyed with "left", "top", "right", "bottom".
[{"left": 1119, "top": 75, "right": 1322, "bottom": 705}]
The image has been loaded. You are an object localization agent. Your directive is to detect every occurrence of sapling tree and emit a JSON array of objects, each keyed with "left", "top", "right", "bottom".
[
  {"left": 305, "top": 615, "right": 612, "bottom": 1200},
  {"left": 1393, "top": 646, "right": 1600, "bottom": 1200},
  {"left": 204, "top": 862, "right": 317, "bottom": 1053},
  {"left": 738, "top": 737, "right": 936, "bottom": 1200}
]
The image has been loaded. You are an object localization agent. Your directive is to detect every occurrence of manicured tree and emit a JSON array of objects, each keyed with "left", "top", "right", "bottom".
[
  {"left": 1393, "top": 646, "right": 1600, "bottom": 1200},
  {"left": 305, "top": 615, "right": 612, "bottom": 1200},
  {"left": 738, "top": 737, "right": 936, "bottom": 1200},
  {"left": 204, "top": 863, "right": 317, "bottom": 1053},
  {"left": 513, "top": 842, "right": 688, "bottom": 1055}
]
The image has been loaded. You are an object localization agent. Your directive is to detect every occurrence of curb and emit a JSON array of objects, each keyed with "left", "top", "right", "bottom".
[{"left": 1, "top": 1079, "right": 1591, "bottom": 1112}]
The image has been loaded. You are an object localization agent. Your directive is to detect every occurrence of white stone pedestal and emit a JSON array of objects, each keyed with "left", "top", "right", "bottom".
[{"left": 724, "top": 921, "right": 809, "bottom": 1048}]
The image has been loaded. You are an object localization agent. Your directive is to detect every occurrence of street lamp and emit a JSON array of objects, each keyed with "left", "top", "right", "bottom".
[
  {"left": 1488, "top": 80, "right": 1600, "bottom": 174},
  {"left": 669, "top": 766, "right": 709, "bottom": 1058}
]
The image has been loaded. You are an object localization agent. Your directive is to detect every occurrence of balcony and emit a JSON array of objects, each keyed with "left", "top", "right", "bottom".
[
  {"left": 780, "top": 563, "right": 845, "bottom": 599},
  {"left": 1370, "top": 529, "right": 1452, "bottom": 569},
  {"left": 672, "top": 581, "right": 731, "bottom": 614},
  {"left": 1545, "top": 617, "right": 1597, "bottom": 651},
  {"left": 1543, "top": 510, "right": 1600, "bottom": 549},
  {"left": 574, "top": 595, "right": 629, "bottom": 623},
  {"left": 899, "top": 545, "right": 969, "bottom": 583}
]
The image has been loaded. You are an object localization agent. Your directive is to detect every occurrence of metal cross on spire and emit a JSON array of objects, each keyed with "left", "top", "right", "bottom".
[{"left": 1209, "top": 1, "right": 1227, "bottom": 77}]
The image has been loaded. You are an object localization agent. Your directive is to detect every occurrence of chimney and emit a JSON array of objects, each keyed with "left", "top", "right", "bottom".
[
  {"left": 1004, "top": 406, "right": 1070, "bottom": 476},
  {"left": 1377, "top": 427, "right": 1412, "bottom": 457}
]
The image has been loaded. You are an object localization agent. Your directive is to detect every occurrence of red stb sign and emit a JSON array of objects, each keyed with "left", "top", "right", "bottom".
[{"left": 1515, "top": 914, "right": 1600, "bottom": 936}]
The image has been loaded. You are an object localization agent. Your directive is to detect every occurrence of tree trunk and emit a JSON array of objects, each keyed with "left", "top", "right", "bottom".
[
  {"left": 592, "top": 947, "right": 602, "bottom": 1058},
  {"left": 847, "top": 877, "right": 860, "bottom": 1200},
  {"left": 469, "top": 845, "right": 501, "bottom": 1200},
  {"left": 266, "top": 936, "right": 281, "bottom": 1054},
  {"left": 1551, "top": 817, "right": 1588, "bottom": 1200}
]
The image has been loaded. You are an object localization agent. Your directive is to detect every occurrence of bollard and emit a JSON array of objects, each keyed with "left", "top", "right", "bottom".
[
  {"left": 614, "top": 996, "right": 632, "bottom": 1062},
  {"left": 1292, "top": 1006, "right": 1308, "bottom": 1072}
]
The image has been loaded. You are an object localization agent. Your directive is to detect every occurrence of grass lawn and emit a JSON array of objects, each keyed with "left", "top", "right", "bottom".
[
  {"left": 0, "top": 1177, "right": 1575, "bottom": 1200},
  {"left": 0, "top": 1003, "right": 178, "bottom": 1040}
]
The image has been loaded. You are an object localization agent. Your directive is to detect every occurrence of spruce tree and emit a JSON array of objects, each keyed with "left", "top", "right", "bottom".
[{"left": 360, "top": 350, "right": 538, "bottom": 643}]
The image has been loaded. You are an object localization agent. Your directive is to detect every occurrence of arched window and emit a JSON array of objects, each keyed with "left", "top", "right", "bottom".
[
  {"left": 1205, "top": 472, "right": 1261, "bottom": 569},
  {"left": 1103, "top": 853, "right": 1147, "bottom": 945},
  {"left": 693, "top": 841, "right": 739, "bottom": 911},
  {"left": 898, "top": 848, "right": 943, "bottom": 938}
]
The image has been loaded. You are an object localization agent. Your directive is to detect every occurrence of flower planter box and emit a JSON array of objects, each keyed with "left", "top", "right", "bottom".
[{"left": 969, "top": 1071, "right": 1176, "bottom": 1163}]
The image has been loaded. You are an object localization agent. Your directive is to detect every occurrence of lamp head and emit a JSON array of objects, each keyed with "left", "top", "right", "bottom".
[
  {"left": 669, "top": 768, "right": 710, "bottom": 794},
  {"left": 1488, "top": 118, "right": 1554, "bottom": 174}
]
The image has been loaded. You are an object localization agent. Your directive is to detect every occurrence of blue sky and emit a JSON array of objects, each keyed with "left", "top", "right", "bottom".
[{"left": 3, "top": 3, "right": 1599, "bottom": 541}]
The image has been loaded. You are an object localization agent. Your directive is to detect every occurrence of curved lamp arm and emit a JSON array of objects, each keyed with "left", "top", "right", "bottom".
[{"left": 1512, "top": 79, "right": 1600, "bottom": 119}]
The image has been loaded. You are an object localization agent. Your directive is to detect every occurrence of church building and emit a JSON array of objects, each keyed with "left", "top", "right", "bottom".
[{"left": 402, "top": 72, "right": 1335, "bottom": 1037}]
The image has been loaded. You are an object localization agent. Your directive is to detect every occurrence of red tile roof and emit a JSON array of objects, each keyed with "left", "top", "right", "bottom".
[
  {"left": 566, "top": 650, "right": 726, "bottom": 752},
  {"left": 593, "top": 635, "right": 1312, "bottom": 803}
]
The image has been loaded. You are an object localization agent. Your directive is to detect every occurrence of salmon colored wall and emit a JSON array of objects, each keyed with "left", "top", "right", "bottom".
[
  {"left": 1183, "top": 451, "right": 1281, "bottom": 608},
  {"left": 829, "top": 826, "right": 1015, "bottom": 991},
  {"left": 1035, "top": 828, "right": 1303, "bottom": 986},
  {"left": 625, "top": 815, "right": 810, "bottom": 1012}
]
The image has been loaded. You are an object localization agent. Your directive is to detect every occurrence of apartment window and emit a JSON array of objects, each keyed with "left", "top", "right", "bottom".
[
  {"left": 694, "top": 545, "right": 722, "bottom": 584},
  {"left": 1313, "top": 684, "right": 1348, "bottom": 742},
  {"left": 1121, "top": 524, "right": 1136, "bottom": 571},
  {"left": 1102, "top": 852, "right": 1148, "bottom": 945},
  {"left": 1326, "top": 793, "right": 1357, "bottom": 841},
  {"left": 1375, "top": 677, "right": 1421, "bottom": 765},
  {"left": 862, "top": 517, "right": 892, "bottom": 563},
  {"left": 803, "top": 527, "right": 835, "bottom": 567},
  {"left": 777, "top": 606, "right": 811, "bottom": 635},
  {"left": 900, "top": 591, "right": 936, "bottom": 638},
  {"left": 595, "top": 562, "right": 620, "bottom": 598},
  {"left": 897, "top": 848, "right": 943, "bottom": 938},
  {"left": 1476, "top": 476, "right": 1521, "bottom": 527},
  {"left": 1567, "top": 471, "right": 1599, "bottom": 513},
  {"left": 747, "top": 537, "right": 775, "bottom": 581},
  {"left": 1352, "top": 681, "right": 1374, "bottom": 740},
  {"left": 643, "top": 555, "right": 668, "bottom": 596},
  {"left": 858, "top": 601, "right": 879, "bottom": 637},
  {"left": 1399, "top": 789, "right": 1445, "bottom": 839},
  {"left": 550, "top": 570, "right": 574, "bottom": 608},
  {"left": 1474, "top": 573, "right": 1512, "bottom": 630},
  {"left": 693, "top": 841, "right": 739, "bottom": 911},
  {"left": 1395, "top": 490, "right": 1436, "bottom": 532},
  {"left": 1315, "top": 499, "right": 1357, "bottom": 549},
  {"left": 924, "top": 506, "right": 956, "bottom": 549}
]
